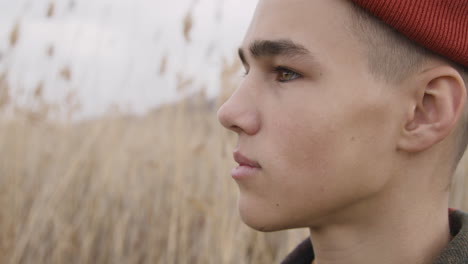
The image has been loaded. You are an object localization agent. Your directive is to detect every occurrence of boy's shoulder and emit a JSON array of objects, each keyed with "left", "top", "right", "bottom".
[{"left": 281, "top": 210, "right": 468, "bottom": 264}]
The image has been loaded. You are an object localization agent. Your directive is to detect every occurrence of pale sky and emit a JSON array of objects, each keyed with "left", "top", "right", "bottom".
[{"left": 0, "top": 0, "right": 257, "bottom": 118}]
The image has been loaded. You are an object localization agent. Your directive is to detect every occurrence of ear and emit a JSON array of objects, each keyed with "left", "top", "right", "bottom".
[{"left": 397, "top": 65, "right": 467, "bottom": 153}]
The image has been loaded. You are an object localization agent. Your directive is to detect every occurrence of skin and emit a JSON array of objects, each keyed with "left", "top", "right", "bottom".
[{"left": 217, "top": 0, "right": 467, "bottom": 263}]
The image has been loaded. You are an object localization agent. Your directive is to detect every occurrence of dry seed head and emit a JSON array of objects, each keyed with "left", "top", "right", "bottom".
[
  {"left": 0, "top": 72, "right": 10, "bottom": 110},
  {"left": 9, "top": 22, "right": 20, "bottom": 48},
  {"left": 47, "top": 45, "right": 55, "bottom": 57},
  {"left": 159, "top": 55, "right": 167, "bottom": 76},
  {"left": 59, "top": 66, "right": 72, "bottom": 81},
  {"left": 47, "top": 2, "right": 55, "bottom": 18},
  {"left": 182, "top": 11, "right": 193, "bottom": 43},
  {"left": 34, "top": 82, "right": 44, "bottom": 99}
]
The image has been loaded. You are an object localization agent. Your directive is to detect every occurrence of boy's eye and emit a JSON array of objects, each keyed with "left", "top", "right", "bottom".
[{"left": 275, "top": 67, "right": 301, "bottom": 82}]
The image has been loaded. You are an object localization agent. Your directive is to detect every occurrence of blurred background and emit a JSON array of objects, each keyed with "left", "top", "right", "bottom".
[
  {"left": 1, "top": 0, "right": 467, "bottom": 263},
  {"left": 0, "top": 0, "right": 256, "bottom": 118}
]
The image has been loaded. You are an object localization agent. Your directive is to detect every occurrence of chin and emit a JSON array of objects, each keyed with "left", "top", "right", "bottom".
[
  {"left": 238, "top": 196, "right": 296, "bottom": 232},
  {"left": 240, "top": 213, "right": 283, "bottom": 232}
]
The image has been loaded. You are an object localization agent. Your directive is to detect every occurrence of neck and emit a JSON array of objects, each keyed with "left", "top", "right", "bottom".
[{"left": 308, "top": 181, "right": 451, "bottom": 264}]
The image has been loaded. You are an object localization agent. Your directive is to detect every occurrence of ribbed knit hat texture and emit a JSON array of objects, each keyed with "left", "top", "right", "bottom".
[{"left": 350, "top": 0, "right": 468, "bottom": 68}]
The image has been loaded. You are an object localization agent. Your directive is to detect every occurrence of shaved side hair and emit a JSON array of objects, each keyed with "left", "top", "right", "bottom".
[{"left": 348, "top": 2, "right": 468, "bottom": 166}]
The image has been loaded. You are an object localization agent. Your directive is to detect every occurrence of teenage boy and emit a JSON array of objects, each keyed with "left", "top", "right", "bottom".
[{"left": 217, "top": 0, "right": 468, "bottom": 263}]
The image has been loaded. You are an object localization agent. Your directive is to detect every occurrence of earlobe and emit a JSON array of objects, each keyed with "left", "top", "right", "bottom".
[{"left": 397, "top": 66, "right": 467, "bottom": 153}]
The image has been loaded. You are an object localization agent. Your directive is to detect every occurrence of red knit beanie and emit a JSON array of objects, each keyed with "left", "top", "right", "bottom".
[{"left": 350, "top": 0, "right": 468, "bottom": 68}]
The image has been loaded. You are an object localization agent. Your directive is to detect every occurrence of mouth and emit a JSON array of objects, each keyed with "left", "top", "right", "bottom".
[
  {"left": 231, "top": 151, "right": 261, "bottom": 179},
  {"left": 233, "top": 151, "right": 261, "bottom": 168}
]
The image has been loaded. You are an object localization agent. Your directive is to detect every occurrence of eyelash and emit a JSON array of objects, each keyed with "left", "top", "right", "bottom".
[{"left": 241, "top": 66, "right": 302, "bottom": 83}]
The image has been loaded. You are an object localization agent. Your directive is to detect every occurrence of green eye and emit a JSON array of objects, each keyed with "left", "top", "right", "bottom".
[{"left": 276, "top": 67, "right": 301, "bottom": 82}]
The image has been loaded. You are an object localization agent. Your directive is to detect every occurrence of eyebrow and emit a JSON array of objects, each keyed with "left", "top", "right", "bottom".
[{"left": 238, "top": 39, "right": 311, "bottom": 65}]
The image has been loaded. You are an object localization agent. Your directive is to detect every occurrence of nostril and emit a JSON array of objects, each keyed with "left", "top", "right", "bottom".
[{"left": 230, "top": 125, "right": 242, "bottom": 133}]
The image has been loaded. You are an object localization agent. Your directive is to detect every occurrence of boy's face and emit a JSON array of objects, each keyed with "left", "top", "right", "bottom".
[{"left": 218, "top": 0, "right": 408, "bottom": 231}]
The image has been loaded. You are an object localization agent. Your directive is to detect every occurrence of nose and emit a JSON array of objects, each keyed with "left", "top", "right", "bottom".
[{"left": 217, "top": 86, "right": 261, "bottom": 135}]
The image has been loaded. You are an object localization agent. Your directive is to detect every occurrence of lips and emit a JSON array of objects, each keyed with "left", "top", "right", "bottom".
[
  {"left": 231, "top": 151, "right": 261, "bottom": 180},
  {"left": 233, "top": 151, "right": 261, "bottom": 168}
]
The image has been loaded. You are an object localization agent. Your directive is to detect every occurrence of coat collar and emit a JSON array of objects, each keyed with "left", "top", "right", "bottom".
[{"left": 281, "top": 210, "right": 468, "bottom": 264}]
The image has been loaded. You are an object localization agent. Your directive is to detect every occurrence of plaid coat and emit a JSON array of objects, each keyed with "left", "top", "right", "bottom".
[{"left": 281, "top": 210, "right": 468, "bottom": 264}]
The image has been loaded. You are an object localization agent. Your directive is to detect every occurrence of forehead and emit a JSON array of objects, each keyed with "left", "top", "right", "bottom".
[{"left": 242, "top": 0, "right": 358, "bottom": 58}]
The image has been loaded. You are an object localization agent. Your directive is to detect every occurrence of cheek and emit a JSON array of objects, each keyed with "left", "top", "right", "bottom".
[
  {"left": 268, "top": 110, "right": 337, "bottom": 175},
  {"left": 278, "top": 131, "right": 326, "bottom": 177},
  {"left": 260, "top": 99, "right": 396, "bottom": 216},
  {"left": 263, "top": 114, "right": 338, "bottom": 201}
]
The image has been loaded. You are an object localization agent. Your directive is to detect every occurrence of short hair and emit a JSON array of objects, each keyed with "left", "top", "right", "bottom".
[{"left": 348, "top": 2, "right": 468, "bottom": 165}]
